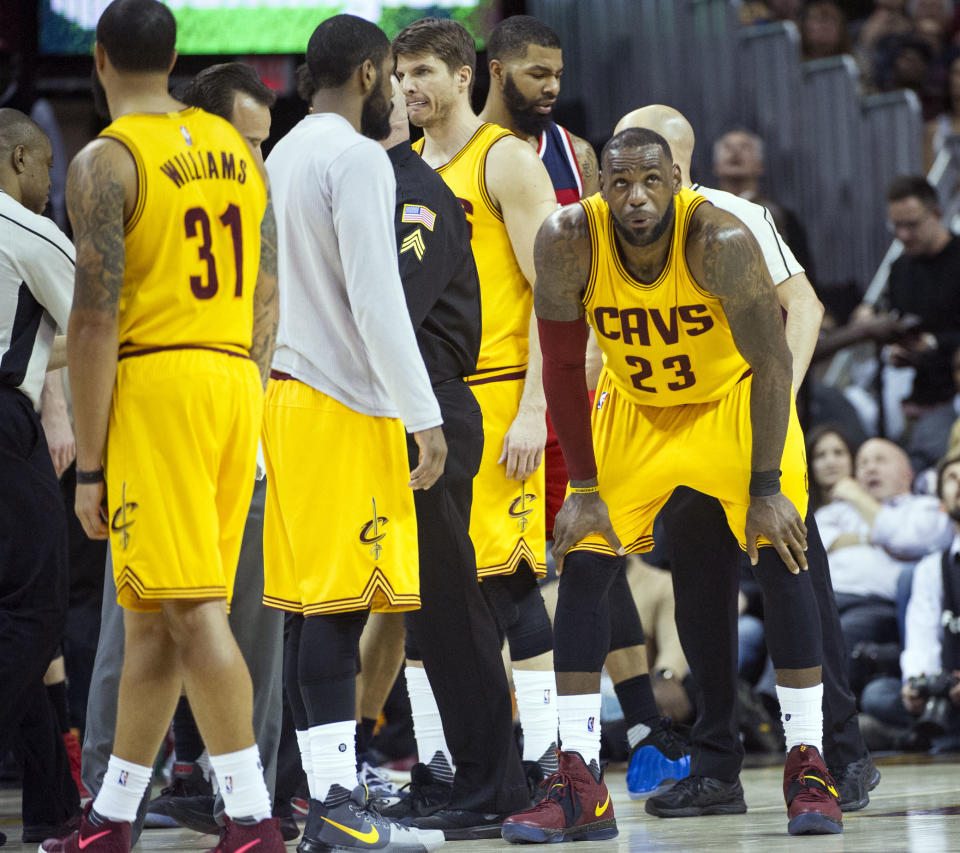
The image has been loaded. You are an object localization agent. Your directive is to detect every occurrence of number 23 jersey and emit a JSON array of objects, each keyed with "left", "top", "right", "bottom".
[
  {"left": 581, "top": 187, "right": 751, "bottom": 407},
  {"left": 100, "top": 107, "right": 267, "bottom": 354}
]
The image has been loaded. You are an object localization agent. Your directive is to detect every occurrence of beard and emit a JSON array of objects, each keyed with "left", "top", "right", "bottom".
[
  {"left": 612, "top": 196, "right": 676, "bottom": 248},
  {"left": 91, "top": 66, "right": 111, "bottom": 121},
  {"left": 360, "top": 71, "right": 392, "bottom": 141},
  {"left": 502, "top": 72, "right": 552, "bottom": 137}
]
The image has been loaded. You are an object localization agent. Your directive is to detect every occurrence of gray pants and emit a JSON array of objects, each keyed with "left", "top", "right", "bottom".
[{"left": 81, "top": 479, "right": 283, "bottom": 838}]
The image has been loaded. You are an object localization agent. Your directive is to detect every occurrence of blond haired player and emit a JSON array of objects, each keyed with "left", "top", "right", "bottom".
[
  {"left": 392, "top": 17, "right": 561, "bottom": 822},
  {"left": 42, "top": 2, "right": 282, "bottom": 853}
]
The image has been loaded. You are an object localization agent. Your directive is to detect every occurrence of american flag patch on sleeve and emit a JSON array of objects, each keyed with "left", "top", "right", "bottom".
[{"left": 401, "top": 204, "right": 437, "bottom": 231}]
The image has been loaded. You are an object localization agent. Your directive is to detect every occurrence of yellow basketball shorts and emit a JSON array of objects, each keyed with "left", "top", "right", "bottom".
[
  {"left": 571, "top": 369, "right": 808, "bottom": 556},
  {"left": 466, "top": 373, "right": 546, "bottom": 578},
  {"left": 261, "top": 377, "right": 420, "bottom": 615},
  {"left": 106, "top": 348, "right": 262, "bottom": 612}
]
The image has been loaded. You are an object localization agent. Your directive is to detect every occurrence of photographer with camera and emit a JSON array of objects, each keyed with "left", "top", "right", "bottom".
[{"left": 860, "top": 448, "right": 960, "bottom": 752}]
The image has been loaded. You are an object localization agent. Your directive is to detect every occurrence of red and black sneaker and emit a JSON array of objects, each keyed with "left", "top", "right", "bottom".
[
  {"left": 501, "top": 750, "right": 617, "bottom": 844},
  {"left": 784, "top": 744, "right": 843, "bottom": 836},
  {"left": 39, "top": 803, "right": 130, "bottom": 853},
  {"left": 211, "top": 817, "right": 286, "bottom": 853}
]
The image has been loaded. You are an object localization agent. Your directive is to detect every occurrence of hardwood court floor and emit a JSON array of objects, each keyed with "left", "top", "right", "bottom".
[{"left": 3, "top": 755, "right": 960, "bottom": 853}]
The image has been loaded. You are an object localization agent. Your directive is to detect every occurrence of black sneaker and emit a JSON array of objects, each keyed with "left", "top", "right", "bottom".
[
  {"left": 377, "top": 763, "right": 451, "bottom": 821},
  {"left": 830, "top": 754, "right": 881, "bottom": 812},
  {"left": 522, "top": 761, "right": 545, "bottom": 804},
  {"left": 408, "top": 808, "right": 505, "bottom": 840},
  {"left": 145, "top": 762, "right": 213, "bottom": 828},
  {"left": 298, "top": 786, "right": 444, "bottom": 852},
  {"left": 157, "top": 794, "right": 218, "bottom": 834},
  {"left": 645, "top": 775, "right": 747, "bottom": 817},
  {"left": 626, "top": 718, "right": 691, "bottom": 799}
]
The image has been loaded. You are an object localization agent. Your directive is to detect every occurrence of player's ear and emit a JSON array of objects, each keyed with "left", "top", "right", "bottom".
[
  {"left": 672, "top": 162, "right": 682, "bottom": 193},
  {"left": 358, "top": 58, "right": 377, "bottom": 95},
  {"left": 11, "top": 143, "right": 26, "bottom": 175},
  {"left": 489, "top": 58, "right": 504, "bottom": 86},
  {"left": 167, "top": 49, "right": 178, "bottom": 75},
  {"left": 457, "top": 64, "right": 472, "bottom": 93}
]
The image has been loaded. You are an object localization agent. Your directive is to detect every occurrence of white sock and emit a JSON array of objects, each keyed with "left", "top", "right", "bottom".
[
  {"left": 92, "top": 756, "right": 152, "bottom": 823},
  {"left": 776, "top": 683, "right": 824, "bottom": 754},
  {"left": 557, "top": 693, "right": 602, "bottom": 770},
  {"left": 308, "top": 720, "right": 358, "bottom": 804},
  {"left": 209, "top": 745, "right": 272, "bottom": 822},
  {"left": 512, "top": 668, "right": 559, "bottom": 770},
  {"left": 405, "top": 665, "right": 453, "bottom": 784},
  {"left": 295, "top": 730, "right": 317, "bottom": 799}
]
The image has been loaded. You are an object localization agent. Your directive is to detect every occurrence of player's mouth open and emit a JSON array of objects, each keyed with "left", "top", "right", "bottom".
[{"left": 535, "top": 102, "right": 554, "bottom": 114}]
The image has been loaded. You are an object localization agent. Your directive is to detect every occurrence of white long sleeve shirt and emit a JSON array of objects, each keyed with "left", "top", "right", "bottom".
[
  {"left": 901, "top": 537, "right": 960, "bottom": 680},
  {"left": 266, "top": 113, "right": 440, "bottom": 432},
  {"left": 691, "top": 184, "right": 803, "bottom": 286},
  {"left": 0, "top": 190, "right": 74, "bottom": 409},
  {"left": 815, "top": 494, "right": 953, "bottom": 601}
]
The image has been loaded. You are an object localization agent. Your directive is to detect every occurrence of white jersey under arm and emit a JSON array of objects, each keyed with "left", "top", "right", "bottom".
[
  {"left": 267, "top": 113, "right": 440, "bottom": 432},
  {"left": 692, "top": 184, "right": 803, "bottom": 286},
  {"left": 0, "top": 190, "right": 75, "bottom": 409}
]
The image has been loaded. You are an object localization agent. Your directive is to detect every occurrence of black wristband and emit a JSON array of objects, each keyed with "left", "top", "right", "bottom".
[
  {"left": 76, "top": 467, "right": 105, "bottom": 485},
  {"left": 749, "top": 469, "right": 781, "bottom": 497}
]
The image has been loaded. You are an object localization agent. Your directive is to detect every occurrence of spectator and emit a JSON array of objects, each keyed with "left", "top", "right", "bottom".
[
  {"left": 905, "top": 346, "right": 960, "bottom": 475},
  {"left": 808, "top": 424, "right": 860, "bottom": 511},
  {"left": 855, "top": 0, "right": 914, "bottom": 92},
  {"left": 923, "top": 50, "right": 960, "bottom": 171},
  {"left": 801, "top": 1, "right": 853, "bottom": 60},
  {"left": 816, "top": 438, "right": 953, "bottom": 681},
  {"left": 875, "top": 33, "right": 942, "bottom": 118},
  {"left": 712, "top": 128, "right": 814, "bottom": 277},
  {"left": 860, "top": 446, "right": 960, "bottom": 752}
]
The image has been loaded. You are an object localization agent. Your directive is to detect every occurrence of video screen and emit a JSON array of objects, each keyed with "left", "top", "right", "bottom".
[{"left": 40, "top": 0, "right": 499, "bottom": 55}]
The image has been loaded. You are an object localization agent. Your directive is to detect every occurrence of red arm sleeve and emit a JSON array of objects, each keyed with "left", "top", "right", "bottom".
[{"left": 538, "top": 316, "right": 597, "bottom": 482}]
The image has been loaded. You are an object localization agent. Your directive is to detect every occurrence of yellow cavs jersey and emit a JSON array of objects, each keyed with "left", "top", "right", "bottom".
[
  {"left": 100, "top": 108, "right": 267, "bottom": 354},
  {"left": 414, "top": 124, "right": 530, "bottom": 373},
  {"left": 581, "top": 187, "right": 751, "bottom": 407}
]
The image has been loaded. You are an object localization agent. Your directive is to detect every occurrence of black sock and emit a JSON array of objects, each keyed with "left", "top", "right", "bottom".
[
  {"left": 172, "top": 697, "right": 205, "bottom": 763},
  {"left": 46, "top": 681, "right": 70, "bottom": 734},
  {"left": 356, "top": 717, "right": 377, "bottom": 758},
  {"left": 615, "top": 673, "right": 660, "bottom": 730}
]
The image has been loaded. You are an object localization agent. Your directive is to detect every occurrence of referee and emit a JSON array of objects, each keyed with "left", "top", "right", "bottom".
[
  {"left": 382, "top": 76, "right": 530, "bottom": 835},
  {"left": 0, "top": 108, "right": 78, "bottom": 842}
]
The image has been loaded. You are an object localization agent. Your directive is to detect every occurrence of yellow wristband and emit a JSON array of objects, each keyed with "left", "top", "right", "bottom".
[{"left": 569, "top": 485, "right": 599, "bottom": 494}]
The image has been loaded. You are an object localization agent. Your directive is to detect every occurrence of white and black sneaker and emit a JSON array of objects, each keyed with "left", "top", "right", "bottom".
[{"left": 297, "top": 785, "right": 444, "bottom": 852}]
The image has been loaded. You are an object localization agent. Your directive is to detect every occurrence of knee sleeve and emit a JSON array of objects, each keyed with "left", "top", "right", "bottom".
[
  {"left": 553, "top": 551, "right": 622, "bottom": 672},
  {"left": 403, "top": 611, "right": 422, "bottom": 662},
  {"left": 607, "top": 567, "right": 645, "bottom": 652},
  {"left": 482, "top": 562, "right": 552, "bottom": 661},
  {"left": 754, "top": 548, "right": 822, "bottom": 670},
  {"left": 298, "top": 610, "right": 369, "bottom": 725},
  {"left": 283, "top": 613, "right": 308, "bottom": 730}
]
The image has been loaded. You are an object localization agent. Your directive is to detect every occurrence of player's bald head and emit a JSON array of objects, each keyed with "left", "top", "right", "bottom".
[
  {"left": 0, "top": 108, "right": 46, "bottom": 156},
  {"left": 615, "top": 105, "right": 694, "bottom": 184}
]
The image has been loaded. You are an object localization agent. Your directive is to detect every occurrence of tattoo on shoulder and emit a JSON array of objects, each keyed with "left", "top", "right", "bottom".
[
  {"left": 692, "top": 208, "right": 766, "bottom": 303},
  {"left": 572, "top": 136, "right": 599, "bottom": 192},
  {"left": 534, "top": 205, "right": 591, "bottom": 321},
  {"left": 66, "top": 143, "right": 128, "bottom": 313}
]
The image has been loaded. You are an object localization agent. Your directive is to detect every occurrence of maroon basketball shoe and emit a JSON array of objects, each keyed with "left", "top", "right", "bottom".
[
  {"left": 501, "top": 750, "right": 617, "bottom": 844},
  {"left": 784, "top": 744, "right": 843, "bottom": 835},
  {"left": 212, "top": 817, "right": 286, "bottom": 853},
  {"left": 39, "top": 804, "right": 130, "bottom": 853}
]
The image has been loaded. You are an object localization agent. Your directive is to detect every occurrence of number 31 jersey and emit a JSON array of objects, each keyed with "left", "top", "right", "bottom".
[
  {"left": 100, "top": 107, "right": 267, "bottom": 355},
  {"left": 581, "top": 187, "right": 750, "bottom": 407}
]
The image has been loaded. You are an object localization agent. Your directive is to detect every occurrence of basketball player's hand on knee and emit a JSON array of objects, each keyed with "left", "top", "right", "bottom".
[
  {"left": 552, "top": 492, "right": 625, "bottom": 575},
  {"left": 745, "top": 494, "right": 807, "bottom": 573},
  {"left": 409, "top": 426, "right": 447, "bottom": 490},
  {"left": 499, "top": 409, "right": 547, "bottom": 480},
  {"left": 76, "top": 481, "right": 109, "bottom": 540}
]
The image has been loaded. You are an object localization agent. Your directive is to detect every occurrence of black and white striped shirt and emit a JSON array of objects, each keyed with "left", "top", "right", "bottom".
[{"left": 0, "top": 189, "right": 74, "bottom": 409}]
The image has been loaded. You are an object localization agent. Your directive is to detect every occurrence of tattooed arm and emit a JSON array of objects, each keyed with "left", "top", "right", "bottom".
[
  {"left": 66, "top": 138, "right": 135, "bottom": 539},
  {"left": 569, "top": 132, "right": 600, "bottom": 197},
  {"left": 250, "top": 190, "right": 278, "bottom": 388},
  {"left": 686, "top": 203, "right": 807, "bottom": 571}
]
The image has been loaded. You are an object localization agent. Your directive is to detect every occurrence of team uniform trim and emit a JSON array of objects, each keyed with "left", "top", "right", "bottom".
[
  {"left": 476, "top": 538, "right": 547, "bottom": 578},
  {"left": 263, "top": 567, "right": 421, "bottom": 615}
]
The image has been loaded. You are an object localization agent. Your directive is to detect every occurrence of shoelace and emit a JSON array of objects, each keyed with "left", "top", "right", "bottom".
[{"left": 523, "top": 769, "right": 574, "bottom": 814}]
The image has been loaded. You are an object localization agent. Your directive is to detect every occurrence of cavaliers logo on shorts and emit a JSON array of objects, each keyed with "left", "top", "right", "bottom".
[
  {"left": 359, "top": 498, "right": 389, "bottom": 560},
  {"left": 508, "top": 487, "right": 538, "bottom": 533},
  {"left": 110, "top": 483, "right": 138, "bottom": 551}
]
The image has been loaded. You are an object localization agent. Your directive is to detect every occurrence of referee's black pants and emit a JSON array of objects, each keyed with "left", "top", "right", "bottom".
[
  {"left": 404, "top": 380, "right": 529, "bottom": 815},
  {"left": 0, "top": 386, "right": 78, "bottom": 827},
  {"left": 661, "top": 487, "right": 867, "bottom": 781}
]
